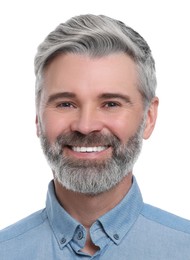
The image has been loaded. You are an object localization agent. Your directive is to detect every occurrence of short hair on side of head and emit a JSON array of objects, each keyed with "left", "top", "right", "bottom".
[{"left": 34, "top": 14, "right": 157, "bottom": 109}]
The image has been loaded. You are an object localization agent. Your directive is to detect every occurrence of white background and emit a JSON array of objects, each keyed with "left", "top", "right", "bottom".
[{"left": 0, "top": 0, "right": 190, "bottom": 229}]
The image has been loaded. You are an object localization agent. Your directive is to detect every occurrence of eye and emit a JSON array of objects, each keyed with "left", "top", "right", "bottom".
[
  {"left": 104, "top": 101, "right": 121, "bottom": 108},
  {"left": 56, "top": 102, "right": 76, "bottom": 108}
]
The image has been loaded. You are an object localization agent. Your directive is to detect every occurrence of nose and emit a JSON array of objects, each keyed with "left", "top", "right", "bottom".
[{"left": 70, "top": 107, "right": 104, "bottom": 135}]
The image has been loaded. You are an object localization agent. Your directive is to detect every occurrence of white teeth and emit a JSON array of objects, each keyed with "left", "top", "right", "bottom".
[{"left": 72, "top": 146, "right": 107, "bottom": 153}]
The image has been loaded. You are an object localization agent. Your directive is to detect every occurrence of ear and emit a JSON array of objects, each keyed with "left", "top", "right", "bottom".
[
  {"left": 35, "top": 115, "right": 41, "bottom": 137},
  {"left": 143, "top": 97, "right": 159, "bottom": 140}
]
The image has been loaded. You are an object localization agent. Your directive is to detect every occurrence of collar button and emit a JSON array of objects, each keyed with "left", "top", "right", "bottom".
[
  {"left": 113, "top": 234, "right": 120, "bottom": 240},
  {"left": 77, "top": 230, "right": 84, "bottom": 240},
  {"left": 60, "top": 237, "right": 67, "bottom": 244}
]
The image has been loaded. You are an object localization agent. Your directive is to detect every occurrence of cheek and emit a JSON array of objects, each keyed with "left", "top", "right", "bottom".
[
  {"left": 107, "top": 114, "right": 142, "bottom": 143},
  {"left": 41, "top": 112, "right": 70, "bottom": 142},
  {"left": 106, "top": 118, "right": 131, "bottom": 142}
]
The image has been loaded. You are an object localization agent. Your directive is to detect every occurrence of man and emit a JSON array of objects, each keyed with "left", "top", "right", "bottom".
[{"left": 0, "top": 14, "right": 190, "bottom": 259}]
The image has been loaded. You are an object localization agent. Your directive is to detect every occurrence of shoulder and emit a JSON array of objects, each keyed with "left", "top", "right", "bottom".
[
  {"left": 0, "top": 209, "right": 48, "bottom": 243},
  {"left": 141, "top": 203, "right": 190, "bottom": 235}
]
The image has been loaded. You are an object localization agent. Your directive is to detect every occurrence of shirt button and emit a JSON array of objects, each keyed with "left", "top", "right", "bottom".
[
  {"left": 113, "top": 234, "right": 120, "bottom": 240},
  {"left": 77, "top": 230, "right": 84, "bottom": 240},
  {"left": 60, "top": 237, "right": 67, "bottom": 244}
]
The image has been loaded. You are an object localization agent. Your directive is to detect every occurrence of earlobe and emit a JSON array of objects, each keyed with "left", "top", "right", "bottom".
[{"left": 143, "top": 97, "right": 159, "bottom": 140}]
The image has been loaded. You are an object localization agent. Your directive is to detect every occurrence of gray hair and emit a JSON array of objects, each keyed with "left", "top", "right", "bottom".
[{"left": 34, "top": 14, "right": 157, "bottom": 108}]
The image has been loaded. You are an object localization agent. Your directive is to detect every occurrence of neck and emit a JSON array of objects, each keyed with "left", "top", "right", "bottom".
[{"left": 54, "top": 173, "right": 133, "bottom": 228}]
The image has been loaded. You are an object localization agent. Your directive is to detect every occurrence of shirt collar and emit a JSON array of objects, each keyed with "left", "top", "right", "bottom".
[
  {"left": 46, "top": 181, "right": 81, "bottom": 249},
  {"left": 98, "top": 176, "right": 143, "bottom": 245},
  {"left": 46, "top": 176, "right": 143, "bottom": 248}
]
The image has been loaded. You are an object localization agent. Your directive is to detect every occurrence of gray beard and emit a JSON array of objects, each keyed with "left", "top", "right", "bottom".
[{"left": 39, "top": 121, "right": 145, "bottom": 195}]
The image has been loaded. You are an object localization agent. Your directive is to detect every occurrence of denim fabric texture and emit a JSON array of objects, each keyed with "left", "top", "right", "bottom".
[{"left": 1, "top": 177, "right": 190, "bottom": 259}]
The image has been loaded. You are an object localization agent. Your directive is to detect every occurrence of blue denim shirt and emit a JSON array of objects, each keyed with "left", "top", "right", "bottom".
[{"left": 1, "top": 177, "right": 190, "bottom": 259}]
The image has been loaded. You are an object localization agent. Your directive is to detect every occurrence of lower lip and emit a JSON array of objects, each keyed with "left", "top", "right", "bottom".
[{"left": 64, "top": 146, "right": 112, "bottom": 159}]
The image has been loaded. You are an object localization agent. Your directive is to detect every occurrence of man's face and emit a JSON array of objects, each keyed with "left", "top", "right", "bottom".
[{"left": 36, "top": 53, "right": 157, "bottom": 194}]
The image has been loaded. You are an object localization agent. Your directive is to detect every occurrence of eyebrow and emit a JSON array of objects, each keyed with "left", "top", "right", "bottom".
[
  {"left": 46, "top": 91, "right": 132, "bottom": 105},
  {"left": 47, "top": 92, "right": 76, "bottom": 104},
  {"left": 98, "top": 93, "right": 132, "bottom": 104}
]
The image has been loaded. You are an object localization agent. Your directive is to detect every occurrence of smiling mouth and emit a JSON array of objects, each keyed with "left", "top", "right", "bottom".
[{"left": 70, "top": 146, "right": 109, "bottom": 153}]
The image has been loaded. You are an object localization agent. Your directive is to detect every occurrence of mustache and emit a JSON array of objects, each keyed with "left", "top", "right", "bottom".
[{"left": 56, "top": 131, "right": 121, "bottom": 147}]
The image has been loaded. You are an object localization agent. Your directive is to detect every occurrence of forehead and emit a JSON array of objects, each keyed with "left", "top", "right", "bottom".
[{"left": 43, "top": 53, "right": 139, "bottom": 96}]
